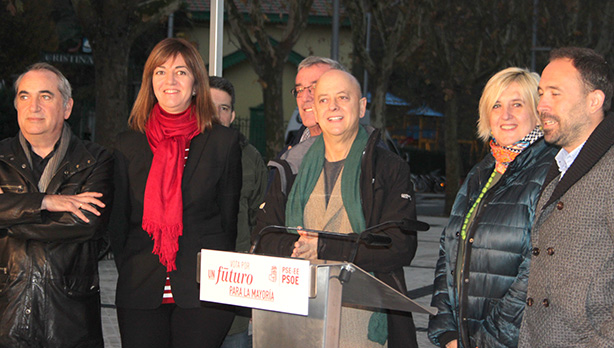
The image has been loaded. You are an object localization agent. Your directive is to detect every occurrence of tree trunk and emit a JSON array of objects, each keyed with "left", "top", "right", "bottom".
[
  {"left": 71, "top": 0, "right": 180, "bottom": 149},
  {"left": 261, "top": 69, "right": 284, "bottom": 160},
  {"left": 443, "top": 90, "right": 460, "bottom": 214},
  {"left": 90, "top": 38, "right": 131, "bottom": 149},
  {"left": 370, "top": 75, "right": 388, "bottom": 130},
  {"left": 343, "top": 0, "right": 422, "bottom": 134}
]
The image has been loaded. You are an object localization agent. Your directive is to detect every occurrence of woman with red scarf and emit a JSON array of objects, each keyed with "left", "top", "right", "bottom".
[
  {"left": 110, "top": 38, "right": 242, "bottom": 348},
  {"left": 428, "top": 67, "right": 557, "bottom": 348}
]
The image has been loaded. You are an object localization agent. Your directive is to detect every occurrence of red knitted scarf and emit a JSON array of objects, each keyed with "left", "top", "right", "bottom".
[{"left": 143, "top": 103, "right": 200, "bottom": 271}]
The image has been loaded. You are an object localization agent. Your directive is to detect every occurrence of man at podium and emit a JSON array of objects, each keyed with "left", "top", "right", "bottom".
[{"left": 252, "top": 69, "right": 419, "bottom": 347}]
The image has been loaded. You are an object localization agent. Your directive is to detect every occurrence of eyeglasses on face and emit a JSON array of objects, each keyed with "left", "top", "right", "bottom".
[{"left": 290, "top": 84, "right": 315, "bottom": 98}]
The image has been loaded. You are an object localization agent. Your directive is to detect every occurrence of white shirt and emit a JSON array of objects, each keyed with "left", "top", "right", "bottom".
[{"left": 555, "top": 142, "right": 586, "bottom": 180}]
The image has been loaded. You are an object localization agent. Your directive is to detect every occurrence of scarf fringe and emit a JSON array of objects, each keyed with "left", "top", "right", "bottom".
[{"left": 143, "top": 219, "right": 183, "bottom": 272}]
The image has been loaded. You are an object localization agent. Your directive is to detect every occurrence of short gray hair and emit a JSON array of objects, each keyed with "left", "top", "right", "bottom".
[
  {"left": 14, "top": 62, "right": 72, "bottom": 107},
  {"left": 297, "top": 56, "right": 346, "bottom": 72}
]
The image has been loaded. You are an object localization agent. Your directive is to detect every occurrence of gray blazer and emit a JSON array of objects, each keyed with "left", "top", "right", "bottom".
[{"left": 519, "top": 114, "right": 614, "bottom": 347}]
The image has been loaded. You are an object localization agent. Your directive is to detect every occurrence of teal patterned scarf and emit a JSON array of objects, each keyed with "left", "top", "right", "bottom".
[{"left": 286, "top": 126, "right": 369, "bottom": 234}]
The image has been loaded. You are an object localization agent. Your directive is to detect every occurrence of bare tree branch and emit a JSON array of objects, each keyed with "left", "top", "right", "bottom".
[
  {"left": 224, "top": 0, "right": 314, "bottom": 158},
  {"left": 343, "top": 0, "right": 425, "bottom": 129}
]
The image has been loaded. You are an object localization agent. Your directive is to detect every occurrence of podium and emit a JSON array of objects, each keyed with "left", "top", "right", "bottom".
[
  {"left": 198, "top": 250, "right": 437, "bottom": 348},
  {"left": 252, "top": 260, "right": 436, "bottom": 348}
]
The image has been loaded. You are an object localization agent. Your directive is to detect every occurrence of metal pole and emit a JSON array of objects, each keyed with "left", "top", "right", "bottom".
[
  {"left": 530, "top": 0, "right": 550, "bottom": 72},
  {"left": 331, "top": 0, "right": 340, "bottom": 60},
  {"left": 167, "top": 13, "right": 174, "bottom": 38},
  {"left": 531, "top": 0, "right": 538, "bottom": 72},
  {"left": 209, "top": 0, "right": 224, "bottom": 76}
]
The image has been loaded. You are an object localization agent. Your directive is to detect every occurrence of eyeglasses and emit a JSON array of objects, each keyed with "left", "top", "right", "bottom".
[{"left": 290, "top": 84, "right": 315, "bottom": 98}]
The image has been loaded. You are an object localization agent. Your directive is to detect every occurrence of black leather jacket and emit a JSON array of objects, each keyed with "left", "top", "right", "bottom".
[{"left": 0, "top": 133, "right": 113, "bottom": 348}]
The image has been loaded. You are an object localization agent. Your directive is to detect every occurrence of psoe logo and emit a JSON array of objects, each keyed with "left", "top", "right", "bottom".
[
  {"left": 208, "top": 269, "right": 216, "bottom": 280},
  {"left": 268, "top": 266, "right": 277, "bottom": 283}
]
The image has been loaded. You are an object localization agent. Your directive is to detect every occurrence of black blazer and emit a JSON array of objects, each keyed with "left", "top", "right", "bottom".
[{"left": 110, "top": 124, "right": 242, "bottom": 309}]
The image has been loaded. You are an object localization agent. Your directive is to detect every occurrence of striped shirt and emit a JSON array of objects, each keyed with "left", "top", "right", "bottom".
[{"left": 161, "top": 144, "right": 191, "bottom": 304}]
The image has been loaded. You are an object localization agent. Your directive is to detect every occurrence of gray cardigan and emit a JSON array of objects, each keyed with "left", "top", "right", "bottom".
[{"left": 519, "top": 114, "right": 614, "bottom": 347}]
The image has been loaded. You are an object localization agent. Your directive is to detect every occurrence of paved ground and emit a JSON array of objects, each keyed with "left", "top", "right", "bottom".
[
  {"left": 99, "top": 258, "right": 120, "bottom": 348},
  {"left": 100, "top": 193, "right": 446, "bottom": 347},
  {"left": 407, "top": 215, "right": 447, "bottom": 347}
]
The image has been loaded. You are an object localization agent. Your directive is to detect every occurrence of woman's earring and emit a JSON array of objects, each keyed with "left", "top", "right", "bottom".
[{"left": 192, "top": 90, "right": 196, "bottom": 96}]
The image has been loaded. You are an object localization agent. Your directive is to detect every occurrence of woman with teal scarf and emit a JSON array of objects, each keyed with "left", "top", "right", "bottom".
[{"left": 253, "top": 70, "right": 420, "bottom": 347}]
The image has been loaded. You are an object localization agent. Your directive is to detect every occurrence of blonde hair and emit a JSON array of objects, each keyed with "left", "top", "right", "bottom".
[
  {"left": 477, "top": 67, "right": 540, "bottom": 142},
  {"left": 128, "top": 38, "right": 217, "bottom": 132}
]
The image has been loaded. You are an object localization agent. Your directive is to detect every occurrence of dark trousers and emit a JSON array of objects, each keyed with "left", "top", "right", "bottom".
[
  {"left": 388, "top": 310, "right": 418, "bottom": 348},
  {"left": 117, "top": 303, "right": 235, "bottom": 348}
]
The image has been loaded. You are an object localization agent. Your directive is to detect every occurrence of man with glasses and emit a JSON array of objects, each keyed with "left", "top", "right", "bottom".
[
  {"left": 287, "top": 56, "right": 346, "bottom": 148},
  {"left": 265, "top": 57, "right": 346, "bottom": 194}
]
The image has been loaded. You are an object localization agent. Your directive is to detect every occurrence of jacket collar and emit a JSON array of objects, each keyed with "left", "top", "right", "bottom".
[
  {"left": 361, "top": 127, "right": 382, "bottom": 169},
  {"left": 505, "top": 137, "right": 550, "bottom": 170},
  {"left": 542, "top": 112, "right": 614, "bottom": 207},
  {"left": 46, "top": 135, "right": 96, "bottom": 193},
  {"left": 0, "top": 136, "right": 38, "bottom": 185},
  {"left": 0, "top": 132, "right": 96, "bottom": 192}
]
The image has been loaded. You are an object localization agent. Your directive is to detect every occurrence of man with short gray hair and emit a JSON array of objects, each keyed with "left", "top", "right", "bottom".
[
  {"left": 287, "top": 56, "right": 346, "bottom": 147},
  {"left": 0, "top": 62, "right": 113, "bottom": 348}
]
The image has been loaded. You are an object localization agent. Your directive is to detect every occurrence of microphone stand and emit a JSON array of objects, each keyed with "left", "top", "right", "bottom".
[
  {"left": 340, "top": 218, "right": 430, "bottom": 283},
  {"left": 250, "top": 218, "right": 430, "bottom": 284},
  {"left": 249, "top": 225, "right": 357, "bottom": 254}
]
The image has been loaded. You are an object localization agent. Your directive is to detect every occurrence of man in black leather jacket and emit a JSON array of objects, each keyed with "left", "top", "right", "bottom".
[{"left": 0, "top": 63, "right": 113, "bottom": 348}]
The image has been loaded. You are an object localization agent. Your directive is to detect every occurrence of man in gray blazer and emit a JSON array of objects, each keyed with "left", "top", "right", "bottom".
[{"left": 519, "top": 47, "right": 614, "bottom": 347}]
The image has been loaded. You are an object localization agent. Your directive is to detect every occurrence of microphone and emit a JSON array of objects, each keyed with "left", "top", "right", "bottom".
[
  {"left": 346, "top": 218, "right": 430, "bottom": 265},
  {"left": 249, "top": 225, "right": 363, "bottom": 254},
  {"left": 390, "top": 218, "right": 431, "bottom": 232},
  {"left": 249, "top": 225, "right": 283, "bottom": 254},
  {"left": 360, "top": 233, "right": 393, "bottom": 246},
  {"left": 249, "top": 217, "right": 430, "bottom": 256},
  {"left": 339, "top": 217, "right": 430, "bottom": 283}
]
